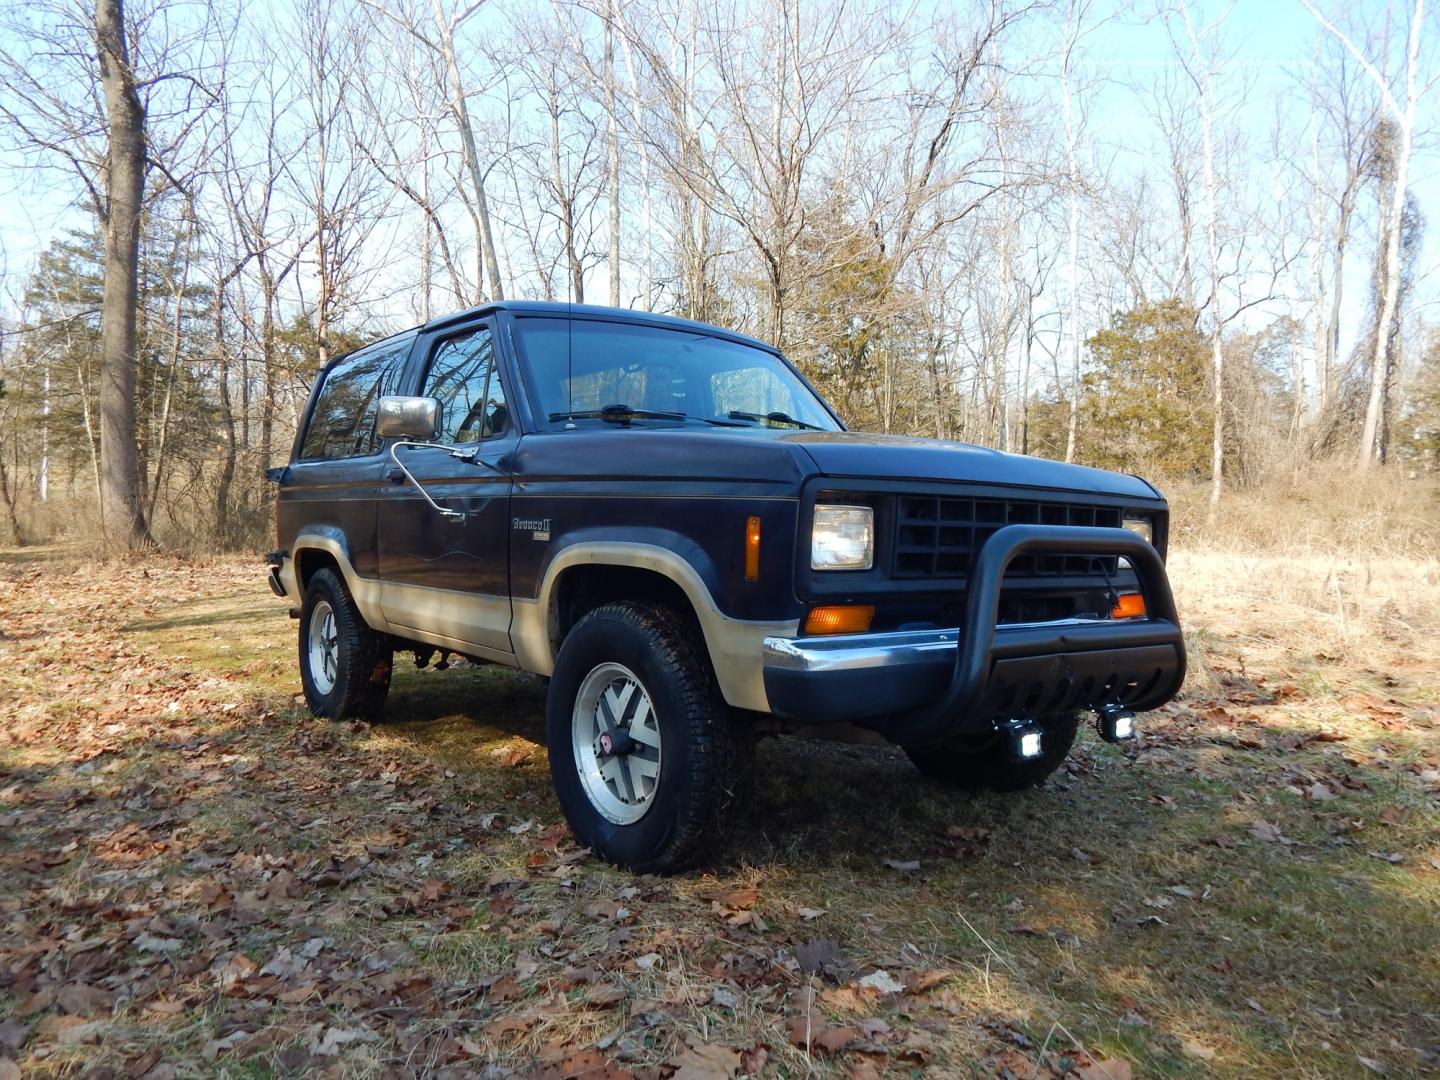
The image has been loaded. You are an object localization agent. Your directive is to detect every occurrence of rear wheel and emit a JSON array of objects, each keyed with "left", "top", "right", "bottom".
[
  {"left": 546, "top": 602, "right": 752, "bottom": 872},
  {"left": 299, "top": 567, "right": 392, "bottom": 720},
  {"left": 904, "top": 713, "right": 1079, "bottom": 792}
]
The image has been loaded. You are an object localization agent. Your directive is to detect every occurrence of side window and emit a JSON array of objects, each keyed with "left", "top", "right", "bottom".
[
  {"left": 299, "top": 337, "right": 412, "bottom": 460},
  {"left": 423, "top": 326, "right": 510, "bottom": 444}
]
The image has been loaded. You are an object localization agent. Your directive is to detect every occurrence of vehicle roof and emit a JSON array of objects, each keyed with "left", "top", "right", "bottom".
[{"left": 424, "top": 301, "right": 780, "bottom": 354}]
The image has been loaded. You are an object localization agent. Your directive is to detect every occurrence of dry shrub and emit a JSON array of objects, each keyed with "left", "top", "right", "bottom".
[
  {"left": 1162, "top": 466, "right": 1440, "bottom": 674},
  {"left": 1165, "top": 465, "right": 1440, "bottom": 558}
]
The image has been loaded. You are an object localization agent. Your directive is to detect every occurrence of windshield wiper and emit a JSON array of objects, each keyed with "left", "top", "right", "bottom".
[
  {"left": 549, "top": 404, "right": 688, "bottom": 426},
  {"left": 727, "top": 409, "right": 824, "bottom": 431},
  {"left": 550, "top": 404, "right": 749, "bottom": 428}
]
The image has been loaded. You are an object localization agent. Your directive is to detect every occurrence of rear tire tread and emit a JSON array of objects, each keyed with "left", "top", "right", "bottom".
[{"left": 299, "top": 567, "right": 392, "bottom": 721}]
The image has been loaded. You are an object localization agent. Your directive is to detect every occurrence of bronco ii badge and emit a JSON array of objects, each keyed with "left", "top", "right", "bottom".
[{"left": 513, "top": 516, "right": 551, "bottom": 541}]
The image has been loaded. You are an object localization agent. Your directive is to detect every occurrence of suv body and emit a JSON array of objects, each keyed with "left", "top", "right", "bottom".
[{"left": 268, "top": 302, "right": 1185, "bottom": 870}]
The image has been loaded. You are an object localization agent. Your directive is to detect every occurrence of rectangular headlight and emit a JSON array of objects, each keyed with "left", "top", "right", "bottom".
[
  {"left": 1122, "top": 516, "right": 1153, "bottom": 544},
  {"left": 811, "top": 505, "right": 873, "bottom": 570}
]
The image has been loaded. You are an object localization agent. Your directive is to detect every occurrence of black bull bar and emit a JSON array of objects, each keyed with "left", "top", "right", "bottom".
[{"left": 879, "top": 524, "right": 1186, "bottom": 745}]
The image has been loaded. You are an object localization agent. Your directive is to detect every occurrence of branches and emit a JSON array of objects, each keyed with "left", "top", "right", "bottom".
[{"left": 0, "top": 0, "right": 1436, "bottom": 549}]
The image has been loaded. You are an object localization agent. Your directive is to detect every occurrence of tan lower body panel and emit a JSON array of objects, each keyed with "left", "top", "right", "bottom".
[{"left": 285, "top": 534, "right": 793, "bottom": 713}]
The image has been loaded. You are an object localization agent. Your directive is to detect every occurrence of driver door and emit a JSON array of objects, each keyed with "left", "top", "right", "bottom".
[{"left": 376, "top": 318, "right": 517, "bottom": 658}]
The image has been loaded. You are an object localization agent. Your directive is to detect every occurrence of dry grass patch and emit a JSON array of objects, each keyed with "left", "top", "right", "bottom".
[{"left": 1, "top": 541, "right": 1437, "bottom": 1078}]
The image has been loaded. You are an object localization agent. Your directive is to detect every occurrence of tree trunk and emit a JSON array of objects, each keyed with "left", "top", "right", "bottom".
[
  {"left": 147, "top": 209, "right": 193, "bottom": 520},
  {"left": 420, "top": 123, "right": 433, "bottom": 321},
  {"left": 215, "top": 282, "right": 237, "bottom": 541},
  {"left": 259, "top": 269, "right": 276, "bottom": 472},
  {"left": 314, "top": 103, "right": 332, "bottom": 368},
  {"left": 547, "top": 77, "right": 583, "bottom": 304},
  {"left": 615, "top": 11, "right": 654, "bottom": 307},
  {"left": 0, "top": 454, "right": 25, "bottom": 546},
  {"left": 993, "top": 87, "right": 1014, "bottom": 452},
  {"left": 433, "top": 0, "right": 503, "bottom": 302},
  {"left": 1020, "top": 286, "right": 1032, "bottom": 455},
  {"left": 1359, "top": 119, "right": 1415, "bottom": 468},
  {"left": 605, "top": 0, "right": 620, "bottom": 307},
  {"left": 39, "top": 366, "right": 49, "bottom": 503},
  {"left": 1177, "top": 0, "right": 1226, "bottom": 517},
  {"left": 1323, "top": 186, "right": 1355, "bottom": 411},
  {"left": 79, "top": 360, "right": 103, "bottom": 500},
  {"left": 1199, "top": 75, "right": 1224, "bottom": 517},
  {"left": 1060, "top": 10, "right": 1082, "bottom": 464},
  {"left": 95, "top": 0, "right": 150, "bottom": 549},
  {"left": 1299, "top": 0, "right": 1424, "bottom": 468}
]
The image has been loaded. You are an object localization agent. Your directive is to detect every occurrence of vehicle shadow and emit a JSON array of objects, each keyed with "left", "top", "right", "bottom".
[{"left": 373, "top": 661, "right": 1217, "bottom": 866}]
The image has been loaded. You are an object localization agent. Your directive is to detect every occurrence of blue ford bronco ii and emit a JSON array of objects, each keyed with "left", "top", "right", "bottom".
[{"left": 267, "top": 302, "right": 1185, "bottom": 871}]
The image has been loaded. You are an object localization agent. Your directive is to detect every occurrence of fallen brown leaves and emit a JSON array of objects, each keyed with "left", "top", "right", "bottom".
[
  {"left": 0, "top": 559, "right": 1054, "bottom": 1078},
  {"left": 3, "top": 553, "right": 1438, "bottom": 1078}
]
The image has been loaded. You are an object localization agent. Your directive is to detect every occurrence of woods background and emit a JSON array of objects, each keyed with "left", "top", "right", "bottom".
[{"left": 0, "top": 0, "right": 1436, "bottom": 551}]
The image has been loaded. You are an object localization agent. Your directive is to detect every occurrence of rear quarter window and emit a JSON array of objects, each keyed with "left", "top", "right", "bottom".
[{"left": 299, "top": 335, "right": 414, "bottom": 461}]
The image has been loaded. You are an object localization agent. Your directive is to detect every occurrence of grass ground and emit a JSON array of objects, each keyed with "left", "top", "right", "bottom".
[{"left": 1, "top": 543, "right": 1437, "bottom": 1078}]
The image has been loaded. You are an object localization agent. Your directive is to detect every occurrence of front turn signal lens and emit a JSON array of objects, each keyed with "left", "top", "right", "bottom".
[
  {"left": 804, "top": 604, "right": 875, "bottom": 635},
  {"left": 1112, "top": 592, "right": 1146, "bottom": 619},
  {"left": 744, "top": 515, "right": 761, "bottom": 581}
]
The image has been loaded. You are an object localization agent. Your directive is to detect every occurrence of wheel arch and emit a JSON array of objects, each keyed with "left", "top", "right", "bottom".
[
  {"left": 511, "top": 539, "right": 797, "bottom": 713},
  {"left": 282, "top": 527, "right": 388, "bottom": 632}
]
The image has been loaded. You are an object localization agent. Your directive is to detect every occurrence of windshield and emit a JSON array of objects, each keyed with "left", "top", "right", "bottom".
[{"left": 510, "top": 317, "right": 841, "bottom": 432}]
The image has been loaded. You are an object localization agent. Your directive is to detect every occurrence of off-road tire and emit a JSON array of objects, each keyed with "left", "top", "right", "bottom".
[
  {"left": 299, "top": 567, "right": 393, "bottom": 721},
  {"left": 904, "top": 713, "right": 1080, "bottom": 792},
  {"left": 546, "top": 602, "right": 753, "bottom": 872}
]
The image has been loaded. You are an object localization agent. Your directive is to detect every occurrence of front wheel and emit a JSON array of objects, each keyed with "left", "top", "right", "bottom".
[
  {"left": 299, "top": 567, "right": 393, "bottom": 720},
  {"left": 546, "top": 603, "right": 753, "bottom": 872},
  {"left": 904, "top": 713, "right": 1079, "bottom": 792}
]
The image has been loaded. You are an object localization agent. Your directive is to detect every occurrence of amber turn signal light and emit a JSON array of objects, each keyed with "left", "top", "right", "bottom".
[
  {"left": 1112, "top": 592, "right": 1146, "bottom": 619},
  {"left": 804, "top": 604, "right": 875, "bottom": 635},
  {"left": 744, "top": 516, "right": 761, "bottom": 581}
]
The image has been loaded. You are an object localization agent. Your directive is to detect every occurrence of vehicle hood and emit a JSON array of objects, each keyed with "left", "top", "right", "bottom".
[
  {"left": 513, "top": 427, "right": 1162, "bottom": 503},
  {"left": 781, "top": 431, "right": 1163, "bottom": 501}
]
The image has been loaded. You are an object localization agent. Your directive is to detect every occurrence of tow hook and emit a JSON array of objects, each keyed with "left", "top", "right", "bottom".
[{"left": 1095, "top": 703, "right": 1138, "bottom": 743}]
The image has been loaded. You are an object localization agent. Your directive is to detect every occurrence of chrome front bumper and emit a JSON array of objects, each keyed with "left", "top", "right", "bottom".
[
  {"left": 763, "top": 627, "right": 959, "bottom": 674},
  {"left": 761, "top": 628, "right": 959, "bottom": 726},
  {"left": 760, "top": 525, "right": 1187, "bottom": 743},
  {"left": 763, "top": 619, "right": 1127, "bottom": 675}
]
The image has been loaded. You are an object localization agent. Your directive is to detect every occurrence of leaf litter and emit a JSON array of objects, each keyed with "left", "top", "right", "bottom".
[{"left": 1, "top": 554, "right": 1437, "bottom": 1076}]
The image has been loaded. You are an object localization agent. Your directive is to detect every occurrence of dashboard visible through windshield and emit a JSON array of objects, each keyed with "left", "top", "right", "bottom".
[{"left": 509, "top": 316, "right": 841, "bottom": 432}]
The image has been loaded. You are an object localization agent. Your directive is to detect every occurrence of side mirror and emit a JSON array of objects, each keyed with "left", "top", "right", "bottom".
[{"left": 376, "top": 396, "right": 440, "bottom": 440}]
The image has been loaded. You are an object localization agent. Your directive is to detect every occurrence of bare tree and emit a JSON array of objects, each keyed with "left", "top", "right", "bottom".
[
  {"left": 1173, "top": 0, "right": 1233, "bottom": 515},
  {"left": 294, "top": 0, "right": 393, "bottom": 364},
  {"left": 604, "top": 0, "right": 621, "bottom": 306},
  {"left": 358, "top": 0, "right": 506, "bottom": 302},
  {"left": 1303, "top": 41, "right": 1377, "bottom": 415},
  {"left": 1299, "top": 0, "right": 1433, "bottom": 467},
  {"left": 94, "top": 0, "right": 151, "bottom": 545},
  {"left": 1058, "top": 0, "right": 1097, "bottom": 463}
]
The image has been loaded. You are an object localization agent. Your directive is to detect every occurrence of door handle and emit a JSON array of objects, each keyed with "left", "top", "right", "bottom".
[{"left": 387, "top": 468, "right": 406, "bottom": 484}]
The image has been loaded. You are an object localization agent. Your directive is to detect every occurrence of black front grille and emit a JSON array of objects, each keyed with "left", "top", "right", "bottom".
[{"left": 892, "top": 496, "right": 1124, "bottom": 580}]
